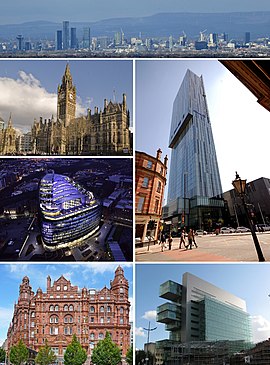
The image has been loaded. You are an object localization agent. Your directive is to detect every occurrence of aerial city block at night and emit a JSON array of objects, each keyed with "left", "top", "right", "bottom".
[{"left": 0, "top": 158, "right": 133, "bottom": 261}]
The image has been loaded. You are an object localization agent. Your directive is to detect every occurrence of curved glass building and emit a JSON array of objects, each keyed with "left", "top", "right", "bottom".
[{"left": 39, "top": 172, "right": 100, "bottom": 250}]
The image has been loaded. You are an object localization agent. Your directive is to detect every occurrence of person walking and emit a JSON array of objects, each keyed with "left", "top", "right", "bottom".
[
  {"left": 160, "top": 233, "right": 166, "bottom": 252},
  {"left": 179, "top": 229, "right": 186, "bottom": 249},
  {"left": 168, "top": 233, "right": 173, "bottom": 250},
  {"left": 186, "top": 229, "right": 193, "bottom": 250},
  {"left": 192, "top": 229, "right": 198, "bottom": 248}
]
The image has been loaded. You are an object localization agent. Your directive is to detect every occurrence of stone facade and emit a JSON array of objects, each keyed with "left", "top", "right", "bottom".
[
  {"left": 0, "top": 115, "right": 17, "bottom": 155},
  {"left": 7, "top": 266, "right": 131, "bottom": 365},
  {"left": 31, "top": 64, "right": 131, "bottom": 155}
]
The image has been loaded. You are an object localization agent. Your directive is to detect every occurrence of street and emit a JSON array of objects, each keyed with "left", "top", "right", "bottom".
[{"left": 136, "top": 232, "right": 270, "bottom": 262}]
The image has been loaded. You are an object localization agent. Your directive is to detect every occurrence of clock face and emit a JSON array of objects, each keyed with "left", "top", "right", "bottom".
[{"left": 69, "top": 93, "right": 74, "bottom": 100}]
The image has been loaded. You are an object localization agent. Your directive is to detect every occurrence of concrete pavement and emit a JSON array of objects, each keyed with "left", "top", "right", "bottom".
[{"left": 136, "top": 232, "right": 270, "bottom": 262}]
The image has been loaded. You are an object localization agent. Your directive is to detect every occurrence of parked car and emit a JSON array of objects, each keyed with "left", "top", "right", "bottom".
[
  {"left": 255, "top": 224, "right": 270, "bottom": 232},
  {"left": 220, "top": 227, "right": 230, "bottom": 234},
  {"left": 195, "top": 229, "right": 207, "bottom": 236},
  {"left": 235, "top": 226, "right": 251, "bottom": 233}
]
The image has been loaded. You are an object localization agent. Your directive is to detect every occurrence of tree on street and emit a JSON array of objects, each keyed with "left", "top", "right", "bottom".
[
  {"left": 9, "top": 340, "right": 29, "bottom": 365},
  {"left": 35, "top": 340, "right": 57, "bottom": 365},
  {"left": 0, "top": 348, "right": 6, "bottom": 363},
  {"left": 64, "top": 335, "right": 87, "bottom": 365},
  {"left": 126, "top": 346, "right": 133, "bottom": 365},
  {"left": 91, "top": 331, "right": 121, "bottom": 365}
]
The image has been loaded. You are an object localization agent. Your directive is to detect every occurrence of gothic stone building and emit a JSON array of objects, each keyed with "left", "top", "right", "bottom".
[
  {"left": 31, "top": 64, "right": 131, "bottom": 155},
  {"left": 0, "top": 115, "right": 17, "bottom": 155},
  {"left": 7, "top": 266, "right": 131, "bottom": 365}
]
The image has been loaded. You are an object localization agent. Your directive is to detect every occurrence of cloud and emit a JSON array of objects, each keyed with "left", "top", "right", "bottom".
[
  {"left": 0, "top": 71, "right": 85, "bottom": 133},
  {"left": 251, "top": 315, "right": 270, "bottom": 343},
  {"left": 135, "top": 327, "right": 146, "bottom": 337},
  {"left": 129, "top": 296, "right": 134, "bottom": 321},
  {"left": 0, "top": 306, "right": 14, "bottom": 343},
  {"left": 142, "top": 310, "right": 157, "bottom": 321}
]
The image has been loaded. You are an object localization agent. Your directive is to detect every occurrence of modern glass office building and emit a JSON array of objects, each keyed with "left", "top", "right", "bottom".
[
  {"left": 39, "top": 172, "right": 101, "bottom": 250},
  {"left": 164, "top": 69, "right": 224, "bottom": 229},
  {"left": 157, "top": 272, "right": 252, "bottom": 345}
]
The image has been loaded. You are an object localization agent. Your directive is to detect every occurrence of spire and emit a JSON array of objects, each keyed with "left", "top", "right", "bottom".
[
  {"left": 8, "top": 113, "right": 12, "bottom": 127},
  {"left": 62, "top": 63, "right": 72, "bottom": 84}
]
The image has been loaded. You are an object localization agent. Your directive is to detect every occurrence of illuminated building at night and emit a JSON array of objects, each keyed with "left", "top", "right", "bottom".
[{"left": 39, "top": 171, "right": 101, "bottom": 250}]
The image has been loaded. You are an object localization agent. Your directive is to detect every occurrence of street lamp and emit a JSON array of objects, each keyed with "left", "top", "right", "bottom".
[
  {"left": 232, "top": 172, "right": 265, "bottom": 262},
  {"left": 143, "top": 322, "right": 157, "bottom": 365}
]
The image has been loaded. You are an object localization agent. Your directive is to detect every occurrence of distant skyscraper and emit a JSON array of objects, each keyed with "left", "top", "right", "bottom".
[
  {"left": 157, "top": 272, "right": 252, "bottom": 343},
  {"left": 62, "top": 21, "right": 70, "bottom": 50},
  {"left": 164, "top": 69, "right": 223, "bottom": 229},
  {"left": 16, "top": 35, "right": 24, "bottom": 51},
  {"left": 245, "top": 32, "right": 251, "bottom": 44},
  {"left": 55, "top": 30, "right": 63, "bottom": 50},
  {"left": 83, "top": 27, "right": 91, "bottom": 49},
  {"left": 70, "top": 27, "right": 77, "bottom": 49}
]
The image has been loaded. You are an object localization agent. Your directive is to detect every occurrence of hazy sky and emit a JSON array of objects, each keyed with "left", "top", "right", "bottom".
[
  {"left": 136, "top": 263, "right": 270, "bottom": 350},
  {"left": 0, "top": 263, "right": 133, "bottom": 347},
  {"left": 1, "top": 0, "right": 270, "bottom": 23},
  {"left": 0, "top": 60, "right": 133, "bottom": 132},
  {"left": 136, "top": 59, "right": 270, "bottom": 194}
]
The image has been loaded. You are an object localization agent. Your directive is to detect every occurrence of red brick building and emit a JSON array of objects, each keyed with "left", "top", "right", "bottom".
[
  {"left": 135, "top": 149, "right": 168, "bottom": 243},
  {"left": 7, "top": 266, "right": 130, "bottom": 365}
]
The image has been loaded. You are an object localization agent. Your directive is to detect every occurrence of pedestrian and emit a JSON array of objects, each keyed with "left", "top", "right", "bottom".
[
  {"left": 160, "top": 233, "right": 166, "bottom": 252},
  {"left": 168, "top": 234, "right": 173, "bottom": 250},
  {"left": 192, "top": 229, "right": 198, "bottom": 248},
  {"left": 179, "top": 229, "right": 186, "bottom": 249},
  {"left": 186, "top": 229, "right": 193, "bottom": 250}
]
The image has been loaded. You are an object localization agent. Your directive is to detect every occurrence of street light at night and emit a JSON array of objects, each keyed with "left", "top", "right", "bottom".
[{"left": 232, "top": 172, "right": 265, "bottom": 262}]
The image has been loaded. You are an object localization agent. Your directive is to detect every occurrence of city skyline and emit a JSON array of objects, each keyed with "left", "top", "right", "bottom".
[
  {"left": 0, "top": 263, "right": 133, "bottom": 347},
  {"left": 136, "top": 59, "right": 270, "bottom": 194},
  {"left": 0, "top": 60, "right": 133, "bottom": 133},
  {"left": 2, "top": 1, "right": 270, "bottom": 24},
  {"left": 135, "top": 264, "right": 270, "bottom": 350}
]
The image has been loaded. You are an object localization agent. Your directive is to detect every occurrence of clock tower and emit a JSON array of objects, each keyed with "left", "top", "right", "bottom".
[{"left": 57, "top": 63, "right": 76, "bottom": 126}]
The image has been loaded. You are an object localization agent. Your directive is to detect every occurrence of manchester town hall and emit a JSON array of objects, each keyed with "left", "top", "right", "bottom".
[{"left": 0, "top": 64, "right": 132, "bottom": 155}]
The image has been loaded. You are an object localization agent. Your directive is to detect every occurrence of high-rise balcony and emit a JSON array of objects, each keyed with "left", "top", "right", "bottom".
[
  {"left": 159, "top": 280, "right": 182, "bottom": 301},
  {"left": 157, "top": 302, "right": 181, "bottom": 324}
]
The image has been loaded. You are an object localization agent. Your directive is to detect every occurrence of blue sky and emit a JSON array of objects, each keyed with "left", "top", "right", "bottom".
[
  {"left": 0, "top": 263, "right": 133, "bottom": 346},
  {"left": 136, "top": 59, "right": 270, "bottom": 194},
  {"left": 2, "top": 0, "right": 270, "bottom": 23},
  {"left": 0, "top": 60, "right": 133, "bottom": 132},
  {"left": 135, "top": 263, "right": 270, "bottom": 349}
]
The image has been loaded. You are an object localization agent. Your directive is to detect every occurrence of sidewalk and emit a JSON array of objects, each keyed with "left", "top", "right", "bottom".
[{"left": 136, "top": 237, "right": 249, "bottom": 262}]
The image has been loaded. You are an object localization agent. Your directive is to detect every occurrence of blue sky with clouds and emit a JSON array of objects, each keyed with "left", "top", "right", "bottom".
[
  {"left": 135, "top": 263, "right": 270, "bottom": 350},
  {"left": 0, "top": 263, "right": 133, "bottom": 346},
  {"left": 1, "top": 0, "right": 270, "bottom": 23},
  {"left": 0, "top": 60, "right": 133, "bottom": 132}
]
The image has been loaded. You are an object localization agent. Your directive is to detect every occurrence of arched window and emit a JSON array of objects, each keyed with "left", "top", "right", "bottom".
[
  {"left": 119, "top": 307, "right": 124, "bottom": 314},
  {"left": 49, "top": 305, "right": 54, "bottom": 312},
  {"left": 90, "top": 306, "right": 95, "bottom": 313},
  {"left": 107, "top": 306, "right": 111, "bottom": 312},
  {"left": 90, "top": 333, "right": 95, "bottom": 340},
  {"left": 31, "top": 312, "right": 35, "bottom": 318},
  {"left": 64, "top": 305, "right": 68, "bottom": 311},
  {"left": 55, "top": 305, "right": 59, "bottom": 312},
  {"left": 50, "top": 315, "right": 59, "bottom": 324},
  {"left": 98, "top": 333, "right": 104, "bottom": 340},
  {"left": 100, "top": 306, "right": 104, "bottom": 313},
  {"left": 69, "top": 305, "right": 74, "bottom": 311},
  {"left": 64, "top": 315, "right": 73, "bottom": 324}
]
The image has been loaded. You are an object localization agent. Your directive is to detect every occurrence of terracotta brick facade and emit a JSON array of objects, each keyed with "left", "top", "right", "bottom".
[
  {"left": 135, "top": 149, "right": 168, "bottom": 242},
  {"left": 7, "top": 266, "right": 130, "bottom": 365}
]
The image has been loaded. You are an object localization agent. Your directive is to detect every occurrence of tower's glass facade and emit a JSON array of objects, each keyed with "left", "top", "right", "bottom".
[
  {"left": 39, "top": 172, "right": 100, "bottom": 250},
  {"left": 165, "top": 69, "right": 224, "bottom": 229},
  {"left": 168, "top": 69, "right": 222, "bottom": 201}
]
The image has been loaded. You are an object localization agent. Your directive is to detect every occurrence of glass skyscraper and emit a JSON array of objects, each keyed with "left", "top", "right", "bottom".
[
  {"left": 164, "top": 69, "right": 224, "bottom": 229},
  {"left": 62, "top": 21, "right": 70, "bottom": 50},
  {"left": 39, "top": 172, "right": 100, "bottom": 250},
  {"left": 157, "top": 272, "right": 252, "bottom": 344}
]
